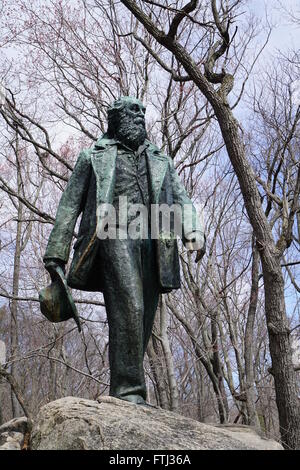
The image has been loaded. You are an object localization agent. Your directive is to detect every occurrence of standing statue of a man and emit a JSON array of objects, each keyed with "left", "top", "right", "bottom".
[{"left": 43, "top": 96, "right": 205, "bottom": 406}]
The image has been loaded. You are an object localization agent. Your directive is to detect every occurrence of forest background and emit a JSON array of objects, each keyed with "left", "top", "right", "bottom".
[{"left": 0, "top": 0, "right": 299, "bottom": 450}]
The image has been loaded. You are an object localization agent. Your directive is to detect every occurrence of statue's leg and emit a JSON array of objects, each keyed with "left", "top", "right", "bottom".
[
  {"left": 99, "top": 237, "right": 148, "bottom": 402},
  {"left": 141, "top": 238, "right": 160, "bottom": 355}
]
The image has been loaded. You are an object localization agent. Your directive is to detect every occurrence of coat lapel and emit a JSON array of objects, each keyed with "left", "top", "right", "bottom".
[
  {"left": 91, "top": 144, "right": 117, "bottom": 205},
  {"left": 91, "top": 137, "right": 169, "bottom": 219},
  {"left": 146, "top": 146, "right": 168, "bottom": 204},
  {"left": 91, "top": 143, "right": 117, "bottom": 236}
]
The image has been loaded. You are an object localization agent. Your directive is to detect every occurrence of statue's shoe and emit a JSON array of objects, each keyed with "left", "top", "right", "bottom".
[{"left": 119, "top": 394, "right": 158, "bottom": 408}]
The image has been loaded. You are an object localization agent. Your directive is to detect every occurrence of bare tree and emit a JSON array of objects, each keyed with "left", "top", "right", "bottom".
[
  {"left": 116, "top": 0, "right": 300, "bottom": 448},
  {"left": 0, "top": 0, "right": 298, "bottom": 449}
]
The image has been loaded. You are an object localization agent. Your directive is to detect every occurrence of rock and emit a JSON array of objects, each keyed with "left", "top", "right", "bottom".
[
  {"left": 30, "top": 396, "right": 283, "bottom": 450},
  {"left": 0, "top": 417, "right": 28, "bottom": 435},
  {"left": 0, "top": 417, "right": 28, "bottom": 450},
  {"left": 213, "top": 424, "right": 282, "bottom": 450},
  {"left": 0, "top": 431, "right": 25, "bottom": 450}
]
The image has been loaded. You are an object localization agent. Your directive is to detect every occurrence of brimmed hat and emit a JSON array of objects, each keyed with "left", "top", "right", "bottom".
[{"left": 39, "top": 267, "right": 81, "bottom": 332}]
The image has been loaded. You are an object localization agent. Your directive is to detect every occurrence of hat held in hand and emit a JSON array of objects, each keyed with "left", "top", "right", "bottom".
[{"left": 39, "top": 265, "right": 81, "bottom": 332}]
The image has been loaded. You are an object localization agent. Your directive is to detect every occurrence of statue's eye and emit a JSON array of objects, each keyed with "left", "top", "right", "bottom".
[
  {"left": 130, "top": 104, "right": 139, "bottom": 112},
  {"left": 129, "top": 103, "right": 145, "bottom": 114}
]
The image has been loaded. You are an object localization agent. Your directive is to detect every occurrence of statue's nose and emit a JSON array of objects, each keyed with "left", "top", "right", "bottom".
[{"left": 136, "top": 111, "right": 145, "bottom": 121}]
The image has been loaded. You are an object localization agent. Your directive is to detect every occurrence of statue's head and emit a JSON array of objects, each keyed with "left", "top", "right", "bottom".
[{"left": 107, "top": 96, "right": 147, "bottom": 150}]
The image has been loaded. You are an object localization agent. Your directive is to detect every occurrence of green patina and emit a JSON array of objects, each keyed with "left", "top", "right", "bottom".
[{"left": 41, "top": 96, "right": 205, "bottom": 406}]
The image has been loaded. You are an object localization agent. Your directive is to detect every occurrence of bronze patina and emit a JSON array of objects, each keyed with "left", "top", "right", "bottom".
[{"left": 41, "top": 96, "right": 205, "bottom": 406}]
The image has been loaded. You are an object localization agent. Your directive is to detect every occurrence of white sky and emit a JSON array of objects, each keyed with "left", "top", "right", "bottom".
[{"left": 249, "top": 0, "right": 299, "bottom": 51}]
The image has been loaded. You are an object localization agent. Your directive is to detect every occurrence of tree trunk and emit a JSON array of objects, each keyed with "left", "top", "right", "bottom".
[
  {"left": 147, "top": 335, "right": 169, "bottom": 409},
  {"left": 211, "top": 312, "right": 229, "bottom": 423},
  {"left": 174, "top": 59, "right": 300, "bottom": 446},
  {"left": 159, "top": 296, "right": 179, "bottom": 411},
  {"left": 244, "top": 242, "right": 260, "bottom": 427},
  {"left": 195, "top": 361, "right": 206, "bottom": 422},
  {"left": 10, "top": 165, "right": 22, "bottom": 418},
  {"left": 262, "top": 255, "right": 300, "bottom": 449},
  {"left": 213, "top": 103, "right": 300, "bottom": 449}
]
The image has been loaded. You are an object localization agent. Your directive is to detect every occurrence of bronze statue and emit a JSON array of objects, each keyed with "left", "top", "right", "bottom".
[{"left": 41, "top": 96, "right": 205, "bottom": 406}]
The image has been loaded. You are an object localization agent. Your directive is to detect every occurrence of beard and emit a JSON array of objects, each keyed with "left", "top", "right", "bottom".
[{"left": 115, "top": 114, "right": 147, "bottom": 150}]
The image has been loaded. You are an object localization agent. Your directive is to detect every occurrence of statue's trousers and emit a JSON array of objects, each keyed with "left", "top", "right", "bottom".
[{"left": 98, "top": 234, "right": 160, "bottom": 400}]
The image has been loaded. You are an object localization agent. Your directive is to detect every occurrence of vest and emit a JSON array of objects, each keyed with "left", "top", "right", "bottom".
[{"left": 112, "top": 144, "right": 150, "bottom": 230}]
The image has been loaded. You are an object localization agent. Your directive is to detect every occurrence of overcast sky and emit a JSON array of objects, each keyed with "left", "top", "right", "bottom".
[{"left": 249, "top": 0, "right": 299, "bottom": 52}]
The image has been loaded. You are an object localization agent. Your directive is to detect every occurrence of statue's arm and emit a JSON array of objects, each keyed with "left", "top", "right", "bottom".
[
  {"left": 168, "top": 157, "right": 206, "bottom": 254},
  {"left": 43, "top": 150, "right": 91, "bottom": 266}
]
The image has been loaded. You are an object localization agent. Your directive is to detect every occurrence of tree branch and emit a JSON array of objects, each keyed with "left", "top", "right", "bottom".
[{"left": 167, "top": 0, "right": 198, "bottom": 40}]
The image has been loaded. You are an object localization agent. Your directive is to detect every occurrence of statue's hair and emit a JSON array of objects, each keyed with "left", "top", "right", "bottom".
[{"left": 107, "top": 96, "right": 144, "bottom": 137}]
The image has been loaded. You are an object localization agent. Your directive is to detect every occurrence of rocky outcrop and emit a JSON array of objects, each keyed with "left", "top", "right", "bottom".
[
  {"left": 0, "top": 417, "right": 28, "bottom": 450},
  {"left": 30, "top": 396, "right": 283, "bottom": 450}
]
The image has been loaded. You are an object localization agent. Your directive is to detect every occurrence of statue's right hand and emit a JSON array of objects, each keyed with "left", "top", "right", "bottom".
[{"left": 44, "top": 258, "right": 66, "bottom": 280}]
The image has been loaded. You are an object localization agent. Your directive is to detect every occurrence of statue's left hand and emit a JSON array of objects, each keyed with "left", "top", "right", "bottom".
[
  {"left": 194, "top": 245, "right": 206, "bottom": 263},
  {"left": 185, "top": 232, "right": 206, "bottom": 262},
  {"left": 44, "top": 258, "right": 66, "bottom": 281}
]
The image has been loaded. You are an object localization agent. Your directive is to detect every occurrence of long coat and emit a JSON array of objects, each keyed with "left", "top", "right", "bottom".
[{"left": 44, "top": 135, "right": 202, "bottom": 293}]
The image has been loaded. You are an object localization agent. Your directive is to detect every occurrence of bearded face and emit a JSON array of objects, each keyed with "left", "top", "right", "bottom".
[{"left": 108, "top": 98, "right": 147, "bottom": 150}]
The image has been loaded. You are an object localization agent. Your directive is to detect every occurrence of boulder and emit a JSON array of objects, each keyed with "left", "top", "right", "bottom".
[
  {"left": 0, "top": 431, "right": 25, "bottom": 450},
  {"left": 0, "top": 417, "right": 28, "bottom": 451},
  {"left": 0, "top": 417, "right": 28, "bottom": 435},
  {"left": 30, "top": 396, "right": 283, "bottom": 450}
]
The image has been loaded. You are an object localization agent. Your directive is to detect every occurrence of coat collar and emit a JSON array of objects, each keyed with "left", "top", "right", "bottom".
[
  {"left": 93, "top": 134, "right": 118, "bottom": 150},
  {"left": 91, "top": 134, "right": 168, "bottom": 204},
  {"left": 93, "top": 134, "right": 165, "bottom": 158}
]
